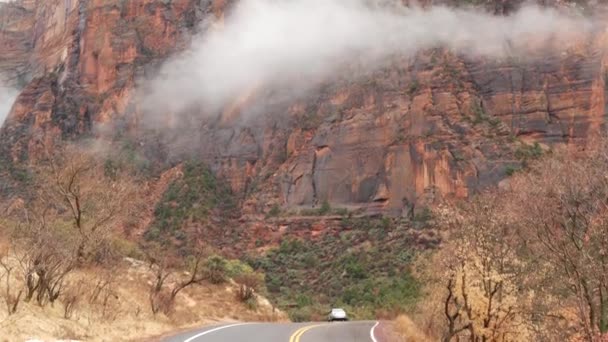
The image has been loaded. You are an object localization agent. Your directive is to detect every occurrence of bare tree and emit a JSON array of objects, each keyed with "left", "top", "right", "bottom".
[
  {"left": 509, "top": 146, "right": 608, "bottom": 340},
  {"left": 36, "top": 145, "right": 137, "bottom": 265},
  {"left": 145, "top": 244, "right": 208, "bottom": 315},
  {"left": 169, "top": 255, "right": 207, "bottom": 301},
  {"left": 62, "top": 280, "right": 85, "bottom": 319},
  {"left": 431, "top": 141, "right": 608, "bottom": 341},
  {"left": 0, "top": 248, "right": 22, "bottom": 315},
  {"left": 437, "top": 197, "right": 530, "bottom": 342},
  {"left": 3, "top": 144, "right": 138, "bottom": 309},
  {"left": 11, "top": 205, "right": 77, "bottom": 306},
  {"left": 88, "top": 269, "right": 120, "bottom": 321}
]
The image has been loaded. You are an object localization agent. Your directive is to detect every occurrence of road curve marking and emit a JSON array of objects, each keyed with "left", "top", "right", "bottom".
[
  {"left": 289, "top": 324, "right": 323, "bottom": 342},
  {"left": 370, "top": 321, "right": 379, "bottom": 342},
  {"left": 183, "top": 323, "right": 254, "bottom": 342}
]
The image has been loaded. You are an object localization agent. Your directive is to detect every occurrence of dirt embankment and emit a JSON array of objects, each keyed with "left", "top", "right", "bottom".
[{"left": 0, "top": 257, "right": 285, "bottom": 342}]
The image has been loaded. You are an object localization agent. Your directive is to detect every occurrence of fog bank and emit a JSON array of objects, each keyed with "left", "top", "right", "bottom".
[{"left": 144, "top": 0, "right": 596, "bottom": 117}]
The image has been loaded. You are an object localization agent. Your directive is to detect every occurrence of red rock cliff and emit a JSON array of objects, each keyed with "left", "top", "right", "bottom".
[{"left": 0, "top": 0, "right": 606, "bottom": 216}]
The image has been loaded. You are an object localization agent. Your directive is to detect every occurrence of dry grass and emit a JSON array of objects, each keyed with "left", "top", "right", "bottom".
[
  {"left": 0, "top": 257, "right": 286, "bottom": 342},
  {"left": 393, "top": 315, "right": 432, "bottom": 342}
]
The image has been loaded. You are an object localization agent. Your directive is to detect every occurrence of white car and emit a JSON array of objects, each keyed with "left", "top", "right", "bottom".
[{"left": 328, "top": 308, "right": 348, "bottom": 322}]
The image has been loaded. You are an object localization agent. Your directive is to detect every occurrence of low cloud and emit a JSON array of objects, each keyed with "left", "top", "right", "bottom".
[{"left": 143, "top": 0, "right": 596, "bottom": 119}]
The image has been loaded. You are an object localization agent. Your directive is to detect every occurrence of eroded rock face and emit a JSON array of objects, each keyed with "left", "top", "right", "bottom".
[
  {"left": 0, "top": 0, "right": 606, "bottom": 215},
  {"left": 0, "top": 0, "right": 214, "bottom": 159},
  {"left": 203, "top": 43, "right": 608, "bottom": 214}
]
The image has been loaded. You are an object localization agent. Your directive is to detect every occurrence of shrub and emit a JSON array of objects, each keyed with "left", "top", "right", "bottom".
[
  {"left": 413, "top": 207, "right": 433, "bottom": 223},
  {"left": 205, "top": 255, "right": 228, "bottom": 284},
  {"left": 62, "top": 281, "right": 85, "bottom": 319},
  {"left": 394, "top": 315, "right": 429, "bottom": 342},
  {"left": 471, "top": 102, "right": 488, "bottom": 125},
  {"left": 489, "top": 117, "right": 501, "bottom": 128},
  {"left": 255, "top": 216, "right": 422, "bottom": 320},
  {"left": 408, "top": 80, "right": 420, "bottom": 95},
  {"left": 245, "top": 297, "right": 258, "bottom": 310},
  {"left": 452, "top": 151, "right": 465, "bottom": 162},
  {"left": 298, "top": 112, "right": 322, "bottom": 130},
  {"left": 266, "top": 274, "right": 282, "bottom": 293},
  {"left": 278, "top": 239, "right": 305, "bottom": 254},
  {"left": 299, "top": 208, "right": 318, "bottom": 216},
  {"left": 515, "top": 142, "right": 543, "bottom": 161},
  {"left": 334, "top": 208, "right": 349, "bottom": 216},
  {"left": 267, "top": 204, "right": 281, "bottom": 218},
  {"left": 234, "top": 272, "right": 263, "bottom": 303},
  {"left": 299, "top": 201, "right": 336, "bottom": 216},
  {"left": 289, "top": 307, "right": 312, "bottom": 322},
  {"left": 296, "top": 294, "right": 313, "bottom": 308},
  {"left": 148, "top": 160, "right": 238, "bottom": 241},
  {"left": 344, "top": 258, "right": 367, "bottom": 280},
  {"left": 226, "top": 259, "right": 254, "bottom": 278},
  {"left": 505, "top": 164, "right": 521, "bottom": 176}
]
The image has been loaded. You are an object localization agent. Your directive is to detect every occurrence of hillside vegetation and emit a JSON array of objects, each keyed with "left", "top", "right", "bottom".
[
  {"left": 145, "top": 160, "right": 239, "bottom": 253},
  {"left": 143, "top": 159, "right": 439, "bottom": 321},
  {"left": 405, "top": 142, "right": 608, "bottom": 341},
  {"left": 250, "top": 216, "right": 436, "bottom": 321},
  {"left": 0, "top": 146, "right": 282, "bottom": 341}
]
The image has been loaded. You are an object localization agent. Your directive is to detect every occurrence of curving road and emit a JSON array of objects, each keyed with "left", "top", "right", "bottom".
[{"left": 163, "top": 321, "right": 380, "bottom": 342}]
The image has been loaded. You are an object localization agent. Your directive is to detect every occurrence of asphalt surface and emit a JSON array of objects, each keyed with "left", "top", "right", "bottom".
[{"left": 163, "top": 321, "right": 379, "bottom": 342}]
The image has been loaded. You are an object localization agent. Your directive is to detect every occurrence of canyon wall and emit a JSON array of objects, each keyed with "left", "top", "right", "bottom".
[{"left": 0, "top": 0, "right": 606, "bottom": 216}]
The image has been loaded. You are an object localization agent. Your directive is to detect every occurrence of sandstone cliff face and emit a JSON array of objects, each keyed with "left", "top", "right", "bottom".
[
  {"left": 0, "top": 0, "right": 606, "bottom": 216},
  {"left": 208, "top": 42, "right": 608, "bottom": 215},
  {"left": 0, "top": 0, "right": 215, "bottom": 161}
]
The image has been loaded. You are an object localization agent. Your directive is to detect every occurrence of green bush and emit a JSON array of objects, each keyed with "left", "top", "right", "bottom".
[
  {"left": 298, "top": 112, "right": 323, "bottom": 130},
  {"left": 11, "top": 167, "right": 32, "bottom": 184},
  {"left": 318, "top": 200, "right": 331, "bottom": 215},
  {"left": 296, "top": 294, "right": 313, "bottom": 308},
  {"left": 413, "top": 207, "right": 433, "bottom": 223},
  {"left": 104, "top": 159, "right": 119, "bottom": 179},
  {"left": 298, "top": 201, "right": 348, "bottom": 216},
  {"left": 278, "top": 239, "right": 306, "bottom": 254},
  {"left": 206, "top": 255, "right": 228, "bottom": 284},
  {"left": 472, "top": 102, "right": 488, "bottom": 125},
  {"left": 102, "top": 139, "right": 155, "bottom": 177},
  {"left": 253, "top": 215, "right": 423, "bottom": 320},
  {"left": 111, "top": 237, "right": 144, "bottom": 260},
  {"left": 515, "top": 142, "right": 543, "bottom": 161},
  {"left": 245, "top": 297, "right": 258, "bottom": 310},
  {"left": 345, "top": 260, "right": 367, "bottom": 280},
  {"left": 266, "top": 274, "right": 282, "bottom": 293},
  {"left": 340, "top": 275, "right": 419, "bottom": 312},
  {"left": 226, "top": 259, "right": 254, "bottom": 278},
  {"left": 289, "top": 307, "right": 312, "bottom": 322},
  {"left": 334, "top": 208, "right": 349, "bottom": 216},
  {"left": 505, "top": 165, "right": 521, "bottom": 176},
  {"left": 267, "top": 204, "right": 281, "bottom": 218},
  {"left": 146, "top": 160, "right": 237, "bottom": 242},
  {"left": 407, "top": 80, "right": 420, "bottom": 95}
]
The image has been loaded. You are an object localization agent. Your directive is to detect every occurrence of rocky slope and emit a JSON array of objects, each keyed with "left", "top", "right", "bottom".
[{"left": 0, "top": 0, "right": 606, "bottom": 217}]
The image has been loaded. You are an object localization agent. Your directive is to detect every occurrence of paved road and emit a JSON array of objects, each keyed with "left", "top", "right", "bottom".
[{"left": 163, "top": 321, "right": 379, "bottom": 342}]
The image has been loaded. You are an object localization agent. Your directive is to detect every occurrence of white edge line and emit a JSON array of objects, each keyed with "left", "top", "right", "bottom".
[
  {"left": 183, "top": 323, "right": 254, "bottom": 342},
  {"left": 370, "top": 321, "right": 380, "bottom": 342}
]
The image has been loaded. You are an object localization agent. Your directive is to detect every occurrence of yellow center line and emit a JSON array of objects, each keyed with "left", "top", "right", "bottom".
[{"left": 289, "top": 324, "right": 324, "bottom": 342}]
